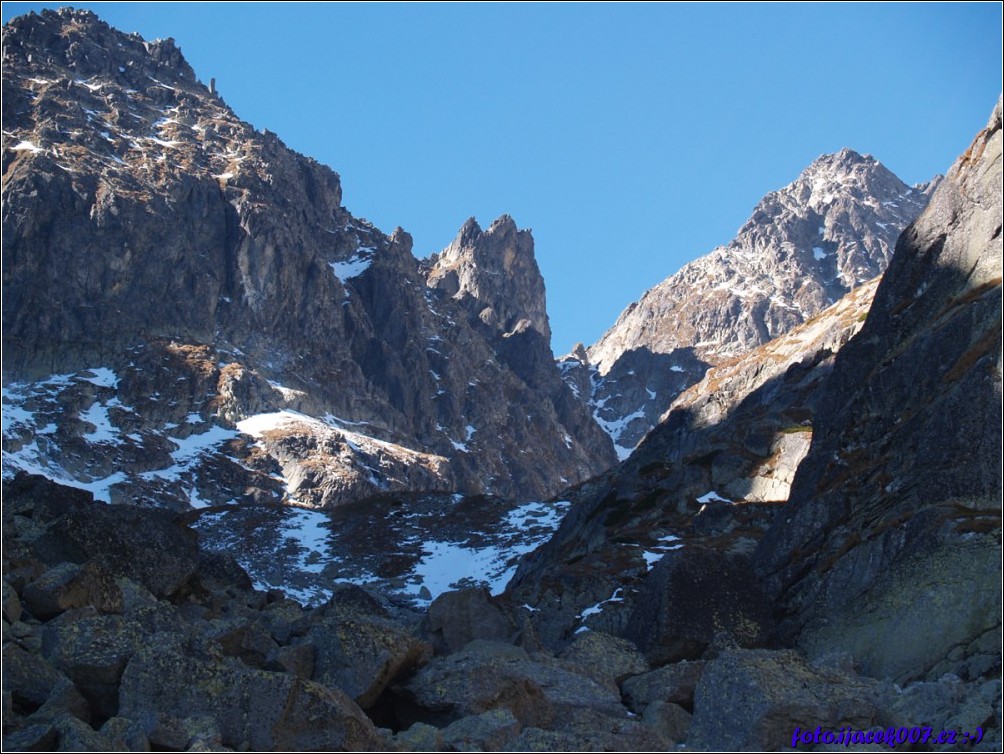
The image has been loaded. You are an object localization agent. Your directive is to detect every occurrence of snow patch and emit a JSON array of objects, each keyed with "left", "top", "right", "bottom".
[
  {"left": 696, "top": 490, "right": 733, "bottom": 504},
  {"left": 329, "top": 248, "right": 375, "bottom": 285}
]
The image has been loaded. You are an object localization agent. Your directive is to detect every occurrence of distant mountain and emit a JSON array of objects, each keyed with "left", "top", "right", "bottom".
[
  {"left": 1, "top": 9, "right": 615, "bottom": 509},
  {"left": 562, "top": 149, "right": 937, "bottom": 457}
]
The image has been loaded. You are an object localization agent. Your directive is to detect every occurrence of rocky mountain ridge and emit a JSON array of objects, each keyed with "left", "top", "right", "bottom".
[
  {"left": 2, "top": 8, "right": 999, "bottom": 751},
  {"left": 563, "top": 148, "right": 937, "bottom": 457},
  {"left": 1, "top": 8, "right": 615, "bottom": 509}
]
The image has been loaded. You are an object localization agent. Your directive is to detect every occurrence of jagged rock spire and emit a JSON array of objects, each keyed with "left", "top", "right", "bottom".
[{"left": 427, "top": 214, "right": 552, "bottom": 342}]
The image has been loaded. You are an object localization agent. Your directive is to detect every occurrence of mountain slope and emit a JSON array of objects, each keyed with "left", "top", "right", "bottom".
[
  {"left": 755, "top": 97, "right": 1002, "bottom": 683},
  {"left": 1, "top": 8, "right": 615, "bottom": 508},
  {"left": 509, "top": 276, "right": 881, "bottom": 646},
  {"left": 563, "top": 150, "right": 935, "bottom": 457}
]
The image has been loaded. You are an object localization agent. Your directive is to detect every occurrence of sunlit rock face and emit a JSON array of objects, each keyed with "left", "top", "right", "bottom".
[
  {"left": 1, "top": 8, "right": 615, "bottom": 509},
  {"left": 566, "top": 149, "right": 936, "bottom": 457}
]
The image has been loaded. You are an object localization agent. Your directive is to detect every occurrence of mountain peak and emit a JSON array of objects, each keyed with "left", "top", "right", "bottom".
[
  {"left": 428, "top": 215, "right": 551, "bottom": 341},
  {"left": 4, "top": 7, "right": 198, "bottom": 86}
]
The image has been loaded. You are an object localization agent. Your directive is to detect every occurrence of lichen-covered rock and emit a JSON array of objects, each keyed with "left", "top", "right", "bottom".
[
  {"left": 641, "top": 701, "right": 692, "bottom": 744},
  {"left": 118, "top": 642, "right": 387, "bottom": 750},
  {"left": 37, "top": 503, "right": 199, "bottom": 600},
  {"left": 555, "top": 630, "right": 648, "bottom": 690},
  {"left": 396, "top": 639, "right": 629, "bottom": 730},
  {"left": 620, "top": 660, "right": 706, "bottom": 713},
  {"left": 22, "top": 561, "right": 123, "bottom": 620},
  {"left": 3, "top": 642, "right": 75, "bottom": 713},
  {"left": 40, "top": 612, "right": 146, "bottom": 719},
  {"left": 440, "top": 708, "right": 522, "bottom": 751},
  {"left": 623, "top": 547, "right": 774, "bottom": 664},
  {"left": 296, "top": 596, "right": 432, "bottom": 709},
  {"left": 688, "top": 648, "right": 878, "bottom": 750},
  {"left": 421, "top": 587, "right": 517, "bottom": 655}
]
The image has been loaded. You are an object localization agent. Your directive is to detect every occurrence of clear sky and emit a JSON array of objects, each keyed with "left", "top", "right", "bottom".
[{"left": 3, "top": 3, "right": 1001, "bottom": 355}]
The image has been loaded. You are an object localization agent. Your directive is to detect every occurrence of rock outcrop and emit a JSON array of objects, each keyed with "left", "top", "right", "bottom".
[
  {"left": 564, "top": 149, "right": 935, "bottom": 457},
  {"left": 1, "top": 8, "right": 615, "bottom": 508},
  {"left": 755, "top": 96, "right": 1003, "bottom": 684},
  {"left": 427, "top": 215, "right": 551, "bottom": 341},
  {"left": 509, "top": 276, "right": 880, "bottom": 647}
]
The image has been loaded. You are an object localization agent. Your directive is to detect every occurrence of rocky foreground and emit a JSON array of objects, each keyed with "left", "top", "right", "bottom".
[{"left": 3, "top": 472, "right": 999, "bottom": 752}]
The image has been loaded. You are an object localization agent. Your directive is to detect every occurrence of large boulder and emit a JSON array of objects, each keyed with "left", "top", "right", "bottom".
[
  {"left": 293, "top": 588, "right": 432, "bottom": 709},
  {"left": 118, "top": 640, "right": 387, "bottom": 751},
  {"left": 688, "top": 648, "right": 878, "bottom": 750},
  {"left": 396, "top": 640, "right": 626, "bottom": 729},
  {"left": 36, "top": 502, "right": 200, "bottom": 600},
  {"left": 623, "top": 546, "right": 774, "bottom": 664},
  {"left": 421, "top": 587, "right": 517, "bottom": 655}
]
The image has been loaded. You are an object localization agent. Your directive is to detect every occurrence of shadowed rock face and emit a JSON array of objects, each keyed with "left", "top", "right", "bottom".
[
  {"left": 508, "top": 277, "right": 880, "bottom": 647},
  {"left": 566, "top": 149, "right": 936, "bottom": 456},
  {"left": 755, "top": 97, "right": 1003, "bottom": 683},
  {"left": 1, "top": 8, "right": 615, "bottom": 507}
]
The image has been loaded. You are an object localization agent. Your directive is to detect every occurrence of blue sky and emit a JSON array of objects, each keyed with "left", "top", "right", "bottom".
[{"left": 4, "top": 3, "right": 1001, "bottom": 355}]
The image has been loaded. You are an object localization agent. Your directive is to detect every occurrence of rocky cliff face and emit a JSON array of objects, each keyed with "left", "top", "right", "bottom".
[
  {"left": 1, "top": 9, "right": 615, "bottom": 509},
  {"left": 427, "top": 215, "right": 551, "bottom": 342},
  {"left": 509, "top": 276, "right": 881, "bottom": 648},
  {"left": 755, "top": 97, "right": 1002, "bottom": 684},
  {"left": 565, "top": 150, "right": 936, "bottom": 457}
]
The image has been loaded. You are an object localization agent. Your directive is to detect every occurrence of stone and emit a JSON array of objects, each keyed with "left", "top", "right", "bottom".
[
  {"left": 2, "top": 642, "right": 73, "bottom": 713},
  {"left": 620, "top": 660, "right": 706, "bottom": 713},
  {"left": 556, "top": 630, "right": 648, "bottom": 690},
  {"left": 118, "top": 642, "right": 387, "bottom": 750},
  {"left": 688, "top": 648, "right": 878, "bottom": 750},
  {"left": 422, "top": 587, "right": 517, "bottom": 655},
  {"left": 38, "top": 503, "right": 200, "bottom": 600},
  {"left": 99, "top": 717, "right": 151, "bottom": 751},
  {"left": 641, "top": 701, "right": 692, "bottom": 744},
  {"left": 3, "top": 580, "right": 22, "bottom": 624},
  {"left": 397, "top": 639, "right": 626, "bottom": 729},
  {"left": 756, "top": 97, "right": 1003, "bottom": 685},
  {"left": 441, "top": 708, "right": 522, "bottom": 751},
  {"left": 21, "top": 561, "right": 123, "bottom": 620},
  {"left": 40, "top": 613, "right": 146, "bottom": 719},
  {"left": 2, "top": 722, "right": 58, "bottom": 752},
  {"left": 209, "top": 620, "right": 279, "bottom": 669},
  {"left": 264, "top": 643, "right": 315, "bottom": 679},
  {"left": 297, "top": 594, "right": 432, "bottom": 709},
  {"left": 394, "top": 721, "right": 443, "bottom": 752},
  {"left": 572, "top": 148, "right": 934, "bottom": 455},
  {"left": 623, "top": 547, "right": 774, "bottom": 664}
]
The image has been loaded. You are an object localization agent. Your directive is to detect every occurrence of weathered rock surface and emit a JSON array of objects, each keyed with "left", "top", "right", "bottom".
[
  {"left": 508, "top": 276, "right": 878, "bottom": 648},
  {"left": 427, "top": 215, "right": 551, "bottom": 342},
  {"left": 622, "top": 546, "right": 775, "bottom": 664},
  {"left": 3, "top": 474, "right": 399, "bottom": 751},
  {"left": 1, "top": 8, "right": 614, "bottom": 511},
  {"left": 688, "top": 648, "right": 879, "bottom": 750},
  {"left": 756, "top": 97, "right": 1003, "bottom": 685},
  {"left": 421, "top": 587, "right": 518, "bottom": 655},
  {"left": 566, "top": 149, "right": 935, "bottom": 456}
]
